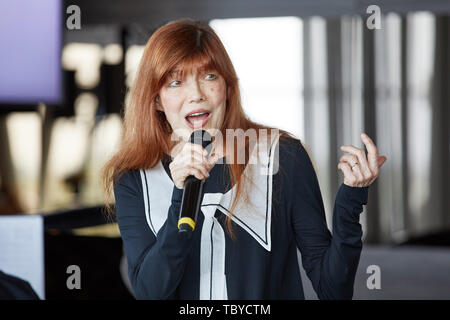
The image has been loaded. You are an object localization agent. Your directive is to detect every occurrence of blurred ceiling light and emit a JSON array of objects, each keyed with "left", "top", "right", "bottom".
[
  {"left": 6, "top": 112, "right": 42, "bottom": 211},
  {"left": 62, "top": 43, "right": 102, "bottom": 89},
  {"left": 91, "top": 114, "right": 123, "bottom": 169},
  {"left": 47, "top": 116, "right": 88, "bottom": 178},
  {"left": 74, "top": 93, "right": 98, "bottom": 122},
  {"left": 103, "top": 44, "right": 123, "bottom": 65},
  {"left": 125, "top": 45, "right": 145, "bottom": 88}
]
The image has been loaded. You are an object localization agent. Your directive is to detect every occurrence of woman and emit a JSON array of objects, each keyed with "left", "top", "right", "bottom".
[{"left": 102, "top": 18, "right": 387, "bottom": 300}]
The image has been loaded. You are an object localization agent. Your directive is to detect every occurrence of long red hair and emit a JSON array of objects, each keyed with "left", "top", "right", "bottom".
[{"left": 102, "top": 18, "right": 289, "bottom": 236}]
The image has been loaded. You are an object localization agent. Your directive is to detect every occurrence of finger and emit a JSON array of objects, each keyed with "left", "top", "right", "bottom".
[
  {"left": 186, "top": 166, "right": 208, "bottom": 180},
  {"left": 341, "top": 153, "right": 373, "bottom": 181},
  {"left": 195, "top": 152, "right": 210, "bottom": 167},
  {"left": 363, "top": 156, "right": 387, "bottom": 185},
  {"left": 174, "top": 152, "right": 210, "bottom": 177},
  {"left": 349, "top": 162, "right": 365, "bottom": 186},
  {"left": 360, "top": 133, "right": 378, "bottom": 159},
  {"left": 189, "top": 162, "right": 210, "bottom": 178},
  {"left": 338, "top": 161, "right": 357, "bottom": 187},
  {"left": 173, "top": 161, "right": 209, "bottom": 182},
  {"left": 340, "top": 155, "right": 364, "bottom": 183},
  {"left": 183, "top": 152, "right": 208, "bottom": 166},
  {"left": 183, "top": 142, "right": 209, "bottom": 157},
  {"left": 360, "top": 133, "right": 380, "bottom": 172},
  {"left": 340, "top": 153, "right": 358, "bottom": 166},
  {"left": 378, "top": 155, "right": 387, "bottom": 168},
  {"left": 207, "top": 153, "right": 220, "bottom": 170},
  {"left": 174, "top": 180, "right": 184, "bottom": 189},
  {"left": 340, "top": 145, "right": 371, "bottom": 178}
]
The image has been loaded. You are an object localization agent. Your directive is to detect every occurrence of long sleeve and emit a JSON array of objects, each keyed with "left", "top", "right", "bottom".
[
  {"left": 113, "top": 170, "right": 194, "bottom": 299},
  {"left": 288, "top": 141, "right": 368, "bottom": 300}
]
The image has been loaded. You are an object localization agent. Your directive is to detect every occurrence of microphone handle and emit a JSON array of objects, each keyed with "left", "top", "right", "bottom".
[
  {"left": 178, "top": 176, "right": 204, "bottom": 235},
  {"left": 177, "top": 129, "right": 212, "bottom": 235}
]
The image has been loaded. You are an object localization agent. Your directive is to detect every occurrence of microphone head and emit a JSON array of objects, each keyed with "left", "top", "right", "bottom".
[{"left": 189, "top": 130, "right": 213, "bottom": 156}]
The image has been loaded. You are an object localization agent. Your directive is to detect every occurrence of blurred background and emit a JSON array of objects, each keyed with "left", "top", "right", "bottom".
[{"left": 0, "top": 0, "right": 449, "bottom": 299}]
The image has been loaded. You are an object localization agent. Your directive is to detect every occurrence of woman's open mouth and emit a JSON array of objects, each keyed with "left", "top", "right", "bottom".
[{"left": 185, "top": 110, "right": 211, "bottom": 129}]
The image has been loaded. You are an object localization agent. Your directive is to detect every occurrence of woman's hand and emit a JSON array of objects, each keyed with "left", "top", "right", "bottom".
[
  {"left": 169, "top": 142, "right": 219, "bottom": 189},
  {"left": 338, "top": 133, "right": 387, "bottom": 188}
]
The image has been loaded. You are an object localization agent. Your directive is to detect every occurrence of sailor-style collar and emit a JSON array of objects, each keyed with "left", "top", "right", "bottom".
[{"left": 139, "top": 133, "right": 279, "bottom": 299}]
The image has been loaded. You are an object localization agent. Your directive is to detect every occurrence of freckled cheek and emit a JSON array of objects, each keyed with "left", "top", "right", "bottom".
[
  {"left": 208, "top": 84, "right": 226, "bottom": 103},
  {"left": 162, "top": 95, "right": 184, "bottom": 114}
]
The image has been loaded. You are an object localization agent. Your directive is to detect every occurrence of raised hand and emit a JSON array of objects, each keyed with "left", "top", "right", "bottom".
[{"left": 338, "top": 133, "right": 387, "bottom": 187}]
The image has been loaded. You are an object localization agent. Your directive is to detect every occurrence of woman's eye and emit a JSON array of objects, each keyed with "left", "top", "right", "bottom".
[
  {"left": 168, "top": 80, "right": 181, "bottom": 87},
  {"left": 205, "top": 73, "right": 217, "bottom": 80}
]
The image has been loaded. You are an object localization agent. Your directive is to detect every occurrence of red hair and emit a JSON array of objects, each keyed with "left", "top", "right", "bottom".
[{"left": 102, "top": 18, "right": 289, "bottom": 236}]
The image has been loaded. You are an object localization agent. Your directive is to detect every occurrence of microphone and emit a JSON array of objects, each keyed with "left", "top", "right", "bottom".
[{"left": 177, "top": 130, "right": 213, "bottom": 235}]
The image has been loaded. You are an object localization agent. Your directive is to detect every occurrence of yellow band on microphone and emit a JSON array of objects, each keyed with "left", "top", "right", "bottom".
[{"left": 178, "top": 217, "right": 195, "bottom": 231}]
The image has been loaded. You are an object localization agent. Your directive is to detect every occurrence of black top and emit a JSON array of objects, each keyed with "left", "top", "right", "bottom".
[
  {"left": 0, "top": 271, "right": 39, "bottom": 300},
  {"left": 113, "top": 137, "right": 369, "bottom": 300}
]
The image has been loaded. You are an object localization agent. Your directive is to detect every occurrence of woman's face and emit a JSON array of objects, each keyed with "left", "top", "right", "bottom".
[{"left": 157, "top": 63, "right": 228, "bottom": 140}]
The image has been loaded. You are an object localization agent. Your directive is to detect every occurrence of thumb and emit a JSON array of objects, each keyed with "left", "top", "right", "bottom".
[
  {"left": 378, "top": 156, "right": 387, "bottom": 168},
  {"left": 208, "top": 153, "right": 220, "bottom": 168}
]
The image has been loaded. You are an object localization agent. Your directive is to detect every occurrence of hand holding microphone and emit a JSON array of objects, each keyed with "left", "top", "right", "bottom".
[
  {"left": 169, "top": 131, "right": 218, "bottom": 189},
  {"left": 168, "top": 130, "right": 219, "bottom": 235}
]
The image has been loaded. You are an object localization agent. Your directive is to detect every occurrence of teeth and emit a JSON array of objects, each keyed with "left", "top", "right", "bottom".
[{"left": 188, "top": 112, "right": 207, "bottom": 117}]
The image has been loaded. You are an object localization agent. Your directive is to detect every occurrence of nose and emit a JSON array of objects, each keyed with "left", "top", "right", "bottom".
[{"left": 187, "top": 77, "right": 205, "bottom": 103}]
